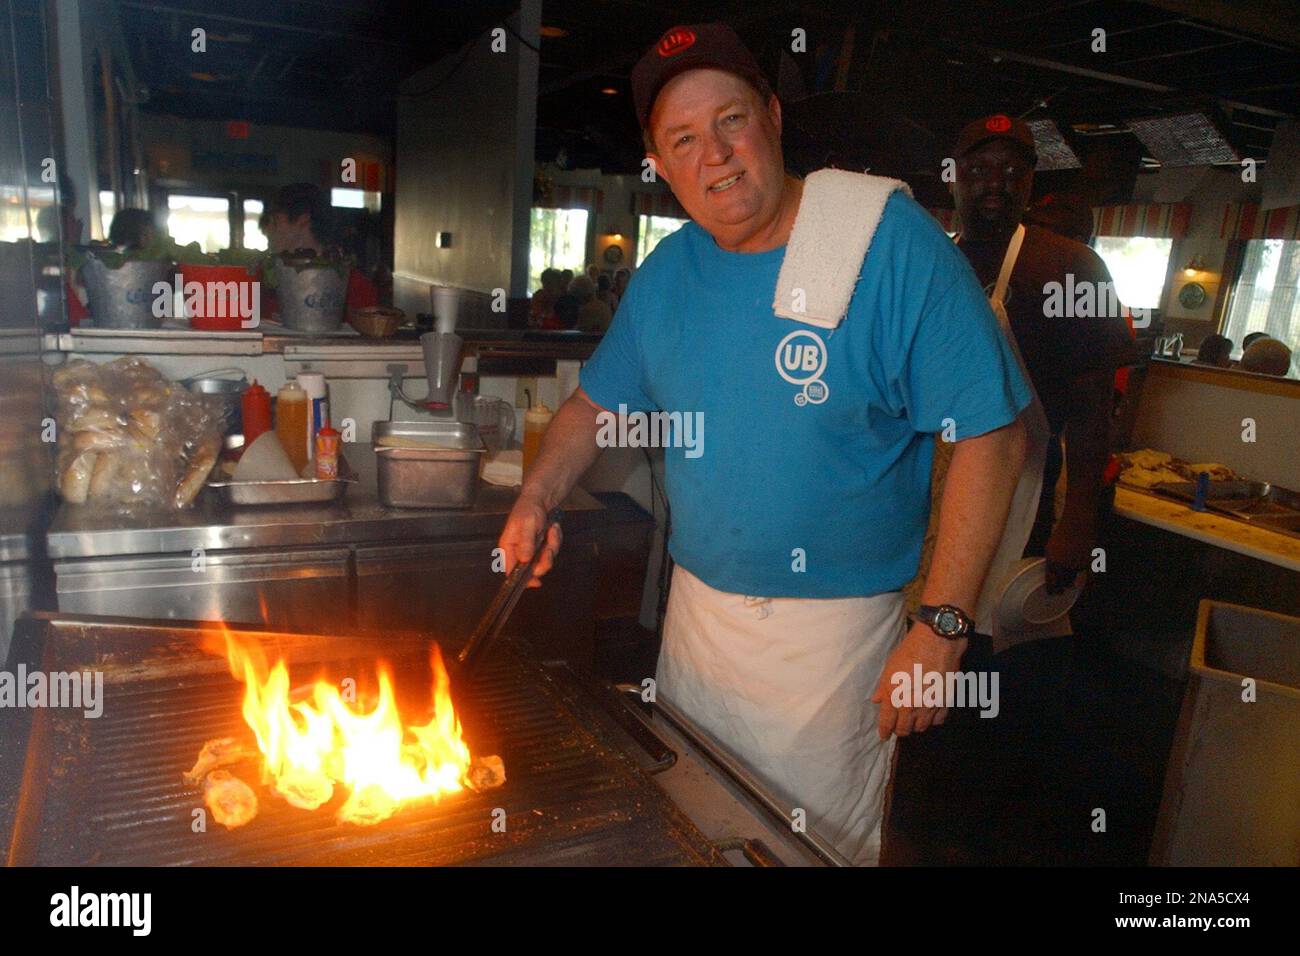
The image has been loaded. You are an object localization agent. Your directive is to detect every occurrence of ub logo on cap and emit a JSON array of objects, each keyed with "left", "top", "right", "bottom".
[
  {"left": 985, "top": 115, "right": 1012, "bottom": 133},
  {"left": 657, "top": 26, "right": 696, "bottom": 57}
]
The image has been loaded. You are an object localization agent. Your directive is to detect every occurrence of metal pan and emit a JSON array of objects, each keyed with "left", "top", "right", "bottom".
[
  {"left": 373, "top": 420, "right": 485, "bottom": 509},
  {"left": 206, "top": 454, "right": 358, "bottom": 506}
]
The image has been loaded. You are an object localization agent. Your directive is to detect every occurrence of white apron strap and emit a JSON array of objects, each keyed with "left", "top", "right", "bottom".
[{"left": 991, "top": 224, "right": 1026, "bottom": 313}]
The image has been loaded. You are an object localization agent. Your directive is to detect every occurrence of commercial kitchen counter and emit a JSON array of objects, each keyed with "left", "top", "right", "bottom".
[
  {"left": 1114, "top": 486, "right": 1300, "bottom": 573},
  {"left": 46, "top": 443, "right": 603, "bottom": 559},
  {"left": 44, "top": 445, "right": 643, "bottom": 669}
]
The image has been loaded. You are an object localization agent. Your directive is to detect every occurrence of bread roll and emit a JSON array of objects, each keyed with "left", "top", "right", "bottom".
[
  {"left": 61, "top": 451, "right": 97, "bottom": 504},
  {"left": 74, "top": 428, "right": 127, "bottom": 453},
  {"left": 88, "top": 453, "right": 120, "bottom": 499},
  {"left": 174, "top": 447, "right": 218, "bottom": 507}
]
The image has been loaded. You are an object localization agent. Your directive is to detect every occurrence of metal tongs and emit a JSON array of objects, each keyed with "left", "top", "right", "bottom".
[{"left": 456, "top": 507, "right": 563, "bottom": 679}]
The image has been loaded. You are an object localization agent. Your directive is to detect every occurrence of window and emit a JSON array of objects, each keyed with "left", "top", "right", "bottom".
[
  {"left": 331, "top": 188, "right": 381, "bottom": 212},
  {"left": 0, "top": 185, "right": 55, "bottom": 241},
  {"left": 528, "top": 207, "right": 589, "bottom": 293},
  {"left": 636, "top": 214, "right": 688, "bottom": 266},
  {"left": 99, "top": 190, "right": 116, "bottom": 241},
  {"left": 1091, "top": 236, "right": 1173, "bottom": 311},
  {"left": 1223, "top": 239, "right": 1300, "bottom": 363},
  {"left": 167, "top": 194, "right": 230, "bottom": 252},
  {"left": 243, "top": 199, "right": 267, "bottom": 251}
]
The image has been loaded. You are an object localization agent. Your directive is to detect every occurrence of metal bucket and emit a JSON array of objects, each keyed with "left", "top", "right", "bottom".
[
  {"left": 184, "top": 369, "right": 248, "bottom": 435},
  {"left": 80, "top": 257, "right": 173, "bottom": 329},
  {"left": 275, "top": 263, "right": 347, "bottom": 332},
  {"left": 1152, "top": 600, "right": 1300, "bottom": 865}
]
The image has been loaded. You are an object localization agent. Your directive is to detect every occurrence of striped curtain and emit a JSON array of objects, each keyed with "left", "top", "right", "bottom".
[
  {"left": 1092, "top": 203, "right": 1192, "bottom": 239},
  {"left": 535, "top": 185, "right": 604, "bottom": 212},
  {"left": 630, "top": 191, "right": 688, "bottom": 219},
  {"left": 1219, "top": 203, "right": 1300, "bottom": 240}
]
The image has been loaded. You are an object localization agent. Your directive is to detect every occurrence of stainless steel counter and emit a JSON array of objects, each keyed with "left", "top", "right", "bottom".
[
  {"left": 47, "top": 443, "right": 603, "bottom": 559},
  {"left": 44, "top": 327, "right": 601, "bottom": 360}
]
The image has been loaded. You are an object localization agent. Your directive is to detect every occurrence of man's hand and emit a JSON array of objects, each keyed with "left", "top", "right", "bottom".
[
  {"left": 493, "top": 388, "right": 606, "bottom": 588},
  {"left": 1044, "top": 523, "right": 1090, "bottom": 595},
  {"left": 497, "top": 493, "right": 563, "bottom": 589},
  {"left": 870, "top": 621, "right": 967, "bottom": 739}
]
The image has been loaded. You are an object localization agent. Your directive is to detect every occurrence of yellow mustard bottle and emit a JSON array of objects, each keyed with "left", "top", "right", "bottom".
[
  {"left": 275, "top": 380, "right": 310, "bottom": 476},
  {"left": 522, "top": 402, "right": 553, "bottom": 476}
]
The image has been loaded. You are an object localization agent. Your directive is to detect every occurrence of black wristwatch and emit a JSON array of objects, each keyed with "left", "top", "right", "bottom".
[{"left": 914, "top": 604, "right": 974, "bottom": 640}]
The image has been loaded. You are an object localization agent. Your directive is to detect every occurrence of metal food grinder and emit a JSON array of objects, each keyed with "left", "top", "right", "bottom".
[{"left": 387, "top": 331, "right": 465, "bottom": 419}]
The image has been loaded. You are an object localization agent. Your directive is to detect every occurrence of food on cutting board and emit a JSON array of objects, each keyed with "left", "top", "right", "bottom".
[
  {"left": 1118, "top": 448, "right": 1241, "bottom": 488},
  {"left": 51, "top": 357, "right": 224, "bottom": 509},
  {"left": 203, "top": 770, "right": 260, "bottom": 829}
]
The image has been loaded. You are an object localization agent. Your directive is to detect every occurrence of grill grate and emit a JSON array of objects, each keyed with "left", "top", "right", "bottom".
[{"left": 5, "top": 616, "right": 724, "bottom": 867}]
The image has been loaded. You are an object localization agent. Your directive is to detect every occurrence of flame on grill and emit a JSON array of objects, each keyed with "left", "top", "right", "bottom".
[{"left": 208, "top": 624, "right": 472, "bottom": 826}]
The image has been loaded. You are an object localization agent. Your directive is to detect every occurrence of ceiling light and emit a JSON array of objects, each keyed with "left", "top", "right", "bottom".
[
  {"left": 1128, "top": 112, "right": 1238, "bottom": 167},
  {"left": 1026, "top": 119, "right": 1081, "bottom": 171}
]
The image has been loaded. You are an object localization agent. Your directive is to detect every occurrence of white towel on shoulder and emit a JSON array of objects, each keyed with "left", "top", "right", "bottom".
[{"left": 773, "top": 169, "right": 911, "bottom": 329}]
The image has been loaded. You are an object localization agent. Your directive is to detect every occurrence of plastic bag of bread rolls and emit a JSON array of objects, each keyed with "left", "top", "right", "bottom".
[{"left": 51, "top": 357, "right": 224, "bottom": 509}]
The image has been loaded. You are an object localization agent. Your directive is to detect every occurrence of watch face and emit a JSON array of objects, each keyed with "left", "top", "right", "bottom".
[{"left": 936, "top": 608, "right": 960, "bottom": 634}]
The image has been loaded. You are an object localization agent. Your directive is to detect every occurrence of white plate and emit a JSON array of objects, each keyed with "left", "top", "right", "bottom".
[{"left": 995, "top": 557, "right": 1083, "bottom": 631}]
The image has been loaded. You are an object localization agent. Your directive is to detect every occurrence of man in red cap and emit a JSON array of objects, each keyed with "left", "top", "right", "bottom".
[
  {"left": 497, "top": 25, "right": 1034, "bottom": 864},
  {"left": 948, "top": 115, "right": 1137, "bottom": 593},
  {"left": 896, "top": 116, "right": 1138, "bottom": 862}
]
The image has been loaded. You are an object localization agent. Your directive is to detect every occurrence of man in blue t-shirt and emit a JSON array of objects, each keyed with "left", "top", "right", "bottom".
[{"left": 498, "top": 23, "right": 1032, "bottom": 865}]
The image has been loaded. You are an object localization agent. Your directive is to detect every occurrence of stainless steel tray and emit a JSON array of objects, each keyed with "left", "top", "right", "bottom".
[
  {"left": 206, "top": 454, "right": 358, "bottom": 505},
  {"left": 1153, "top": 480, "right": 1300, "bottom": 538},
  {"left": 373, "top": 420, "right": 484, "bottom": 508}
]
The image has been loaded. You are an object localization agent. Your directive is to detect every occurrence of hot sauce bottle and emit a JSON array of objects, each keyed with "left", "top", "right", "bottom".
[{"left": 241, "top": 380, "right": 272, "bottom": 445}]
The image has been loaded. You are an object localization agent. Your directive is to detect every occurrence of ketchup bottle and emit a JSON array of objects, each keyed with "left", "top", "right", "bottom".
[{"left": 241, "top": 380, "right": 272, "bottom": 445}]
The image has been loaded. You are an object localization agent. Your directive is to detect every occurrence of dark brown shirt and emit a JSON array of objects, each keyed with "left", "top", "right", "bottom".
[{"left": 957, "top": 224, "right": 1137, "bottom": 437}]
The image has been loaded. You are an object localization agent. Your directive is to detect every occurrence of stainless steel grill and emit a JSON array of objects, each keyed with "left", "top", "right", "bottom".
[{"left": 1, "top": 614, "right": 725, "bottom": 867}]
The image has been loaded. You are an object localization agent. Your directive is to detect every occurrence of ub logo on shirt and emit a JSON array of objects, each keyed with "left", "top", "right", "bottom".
[{"left": 774, "top": 330, "right": 829, "bottom": 406}]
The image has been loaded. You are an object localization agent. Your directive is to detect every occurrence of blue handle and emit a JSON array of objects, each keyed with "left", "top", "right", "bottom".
[{"left": 1192, "top": 472, "right": 1210, "bottom": 511}]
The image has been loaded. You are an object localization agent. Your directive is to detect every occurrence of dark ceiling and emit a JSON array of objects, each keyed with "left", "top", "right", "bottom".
[
  {"left": 120, "top": 0, "right": 1300, "bottom": 195},
  {"left": 118, "top": 0, "right": 517, "bottom": 134}
]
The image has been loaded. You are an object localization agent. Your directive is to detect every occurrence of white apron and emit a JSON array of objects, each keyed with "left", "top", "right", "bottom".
[
  {"left": 658, "top": 565, "right": 905, "bottom": 866},
  {"left": 967, "top": 225, "right": 1058, "bottom": 642}
]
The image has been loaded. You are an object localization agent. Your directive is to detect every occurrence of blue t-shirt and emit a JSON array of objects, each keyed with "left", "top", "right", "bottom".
[{"left": 580, "top": 190, "right": 1033, "bottom": 598}]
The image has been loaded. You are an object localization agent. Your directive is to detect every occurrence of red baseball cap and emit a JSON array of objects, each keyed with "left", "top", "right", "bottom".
[
  {"left": 955, "top": 114, "right": 1038, "bottom": 163},
  {"left": 631, "top": 23, "right": 770, "bottom": 132}
]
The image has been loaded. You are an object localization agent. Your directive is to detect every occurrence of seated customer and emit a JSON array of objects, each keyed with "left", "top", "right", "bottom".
[
  {"left": 530, "top": 268, "right": 563, "bottom": 327},
  {"left": 596, "top": 272, "right": 618, "bottom": 311},
  {"left": 547, "top": 290, "right": 580, "bottom": 330},
  {"left": 108, "top": 209, "right": 157, "bottom": 250},
  {"left": 258, "top": 183, "right": 378, "bottom": 320},
  {"left": 1193, "top": 333, "right": 1233, "bottom": 368},
  {"left": 1239, "top": 336, "right": 1293, "bottom": 377},
  {"left": 569, "top": 275, "right": 613, "bottom": 333}
]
